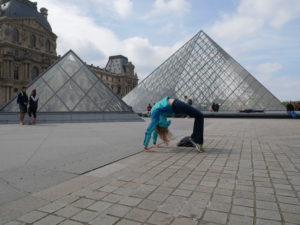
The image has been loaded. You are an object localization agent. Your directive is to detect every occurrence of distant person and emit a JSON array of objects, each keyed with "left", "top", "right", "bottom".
[
  {"left": 17, "top": 87, "right": 28, "bottom": 125},
  {"left": 187, "top": 98, "right": 193, "bottom": 105},
  {"left": 211, "top": 102, "right": 216, "bottom": 112},
  {"left": 184, "top": 96, "right": 189, "bottom": 104},
  {"left": 143, "top": 96, "right": 204, "bottom": 153},
  {"left": 28, "top": 89, "right": 39, "bottom": 125},
  {"left": 146, "top": 103, "right": 152, "bottom": 117},
  {"left": 215, "top": 103, "right": 219, "bottom": 112},
  {"left": 286, "top": 101, "right": 297, "bottom": 118}
]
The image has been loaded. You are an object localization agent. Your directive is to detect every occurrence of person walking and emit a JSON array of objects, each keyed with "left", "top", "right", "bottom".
[
  {"left": 143, "top": 96, "right": 204, "bottom": 152},
  {"left": 28, "top": 89, "right": 39, "bottom": 125},
  {"left": 17, "top": 87, "right": 28, "bottom": 125},
  {"left": 286, "top": 101, "right": 297, "bottom": 118}
]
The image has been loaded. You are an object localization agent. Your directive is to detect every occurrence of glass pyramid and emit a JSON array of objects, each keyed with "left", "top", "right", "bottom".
[
  {"left": 123, "top": 31, "right": 284, "bottom": 112},
  {"left": 1, "top": 50, "right": 132, "bottom": 112}
]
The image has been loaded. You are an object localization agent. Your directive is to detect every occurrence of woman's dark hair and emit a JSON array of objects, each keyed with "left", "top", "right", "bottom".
[
  {"left": 31, "top": 89, "right": 36, "bottom": 96},
  {"left": 155, "top": 125, "right": 171, "bottom": 144}
]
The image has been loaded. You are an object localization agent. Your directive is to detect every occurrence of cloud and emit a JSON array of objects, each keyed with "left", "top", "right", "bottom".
[
  {"left": 255, "top": 62, "right": 282, "bottom": 82},
  {"left": 112, "top": 0, "right": 133, "bottom": 18},
  {"left": 37, "top": 0, "right": 182, "bottom": 78},
  {"left": 209, "top": 0, "right": 300, "bottom": 41},
  {"left": 146, "top": 0, "right": 191, "bottom": 18}
]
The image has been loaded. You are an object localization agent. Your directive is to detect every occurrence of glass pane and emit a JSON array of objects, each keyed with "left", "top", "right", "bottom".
[
  {"left": 56, "top": 80, "right": 85, "bottom": 110},
  {"left": 72, "top": 66, "right": 97, "bottom": 93},
  {"left": 42, "top": 65, "right": 69, "bottom": 92},
  {"left": 59, "top": 52, "right": 83, "bottom": 76},
  {"left": 39, "top": 95, "right": 69, "bottom": 112},
  {"left": 73, "top": 96, "right": 99, "bottom": 111}
]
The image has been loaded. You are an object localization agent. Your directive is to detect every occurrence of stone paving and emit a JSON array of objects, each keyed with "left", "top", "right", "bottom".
[{"left": 1, "top": 119, "right": 300, "bottom": 225}]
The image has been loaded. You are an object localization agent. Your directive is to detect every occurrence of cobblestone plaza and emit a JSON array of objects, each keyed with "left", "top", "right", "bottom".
[{"left": 1, "top": 118, "right": 299, "bottom": 225}]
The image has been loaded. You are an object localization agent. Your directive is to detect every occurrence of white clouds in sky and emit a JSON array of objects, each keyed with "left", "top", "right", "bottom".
[
  {"left": 255, "top": 62, "right": 282, "bottom": 82},
  {"left": 210, "top": 0, "right": 300, "bottom": 41},
  {"left": 37, "top": 0, "right": 183, "bottom": 77},
  {"left": 148, "top": 0, "right": 191, "bottom": 17}
]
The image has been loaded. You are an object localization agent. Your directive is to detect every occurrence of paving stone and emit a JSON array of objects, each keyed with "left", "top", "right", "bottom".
[
  {"left": 282, "top": 212, "right": 300, "bottom": 224},
  {"left": 71, "top": 198, "right": 95, "bottom": 208},
  {"left": 58, "top": 195, "right": 80, "bottom": 204},
  {"left": 71, "top": 210, "right": 98, "bottom": 223},
  {"left": 88, "top": 201, "right": 112, "bottom": 212},
  {"left": 203, "top": 210, "right": 228, "bottom": 224},
  {"left": 85, "top": 191, "right": 108, "bottom": 200},
  {"left": 105, "top": 204, "right": 132, "bottom": 217},
  {"left": 154, "top": 187, "right": 174, "bottom": 194},
  {"left": 276, "top": 195, "right": 300, "bottom": 204},
  {"left": 256, "top": 200, "right": 278, "bottom": 210},
  {"left": 172, "top": 189, "right": 192, "bottom": 197},
  {"left": 170, "top": 217, "right": 197, "bottom": 225},
  {"left": 32, "top": 215, "right": 64, "bottom": 225},
  {"left": 147, "top": 192, "right": 169, "bottom": 202},
  {"left": 116, "top": 219, "right": 142, "bottom": 225},
  {"left": 90, "top": 214, "right": 119, "bottom": 225},
  {"left": 231, "top": 205, "right": 254, "bottom": 217},
  {"left": 256, "top": 218, "right": 282, "bottom": 225},
  {"left": 102, "top": 193, "right": 124, "bottom": 203},
  {"left": 119, "top": 197, "right": 143, "bottom": 206},
  {"left": 59, "top": 220, "right": 83, "bottom": 225},
  {"left": 99, "top": 185, "right": 119, "bottom": 193},
  {"left": 147, "top": 212, "right": 174, "bottom": 225},
  {"left": 211, "top": 194, "right": 232, "bottom": 204},
  {"left": 138, "top": 199, "right": 160, "bottom": 211},
  {"left": 54, "top": 205, "right": 81, "bottom": 218},
  {"left": 158, "top": 196, "right": 186, "bottom": 215},
  {"left": 4, "top": 222, "right": 26, "bottom": 225},
  {"left": 208, "top": 201, "right": 231, "bottom": 212},
  {"left": 228, "top": 214, "right": 253, "bottom": 225},
  {"left": 125, "top": 208, "right": 153, "bottom": 222},
  {"left": 17, "top": 211, "right": 47, "bottom": 224},
  {"left": 279, "top": 202, "right": 300, "bottom": 214},
  {"left": 233, "top": 198, "right": 254, "bottom": 207},
  {"left": 38, "top": 202, "right": 67, "bottom": 213},
  {"left": 256, "top": 209, "right": 281, "bottom": 221}
]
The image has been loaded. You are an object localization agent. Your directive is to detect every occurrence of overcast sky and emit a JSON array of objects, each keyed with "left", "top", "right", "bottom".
[{"left": 37, "top": 0, "right": 300, "bottom": 101}]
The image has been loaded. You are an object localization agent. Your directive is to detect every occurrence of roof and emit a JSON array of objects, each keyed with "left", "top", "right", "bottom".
[{"left": 0, "top": 0, "right": 51, "bottom": 30}]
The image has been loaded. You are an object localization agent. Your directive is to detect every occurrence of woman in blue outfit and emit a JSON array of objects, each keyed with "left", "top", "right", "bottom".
[{"left": 143, "top": 96, "right": 204, "bottom": 152}]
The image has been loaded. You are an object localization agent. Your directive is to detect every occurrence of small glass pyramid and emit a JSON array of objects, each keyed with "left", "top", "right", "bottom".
[
  {"left": 1, "top": 50, "right": 131, "bottom": 112},
  {"left": 123, "top": 31, "right": 285, "bottom": 112}
]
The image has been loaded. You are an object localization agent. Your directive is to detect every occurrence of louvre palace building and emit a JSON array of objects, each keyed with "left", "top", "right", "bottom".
[{"left": 0, "top": 0, "right": 138, "bottom": 107}]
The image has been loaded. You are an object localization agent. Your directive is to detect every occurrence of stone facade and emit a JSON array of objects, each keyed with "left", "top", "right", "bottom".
[
  {"left": 0, "top": 0, "right": 58, "bottom": 106},
  {"left": 90, "top": 55, "right": 138, "bottom": 98}
]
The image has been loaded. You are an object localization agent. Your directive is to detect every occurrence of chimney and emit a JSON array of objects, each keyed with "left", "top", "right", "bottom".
[{"left": 40, "top": 7, "right": 48, "bottom": 19}]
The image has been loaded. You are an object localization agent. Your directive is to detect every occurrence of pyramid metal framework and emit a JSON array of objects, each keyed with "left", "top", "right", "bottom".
[
  {"left": 1, "top": 50, "right": 132, "bottom": 113},
  {"left": 123, "top": 31, "right": 284, "bottom": 112}
]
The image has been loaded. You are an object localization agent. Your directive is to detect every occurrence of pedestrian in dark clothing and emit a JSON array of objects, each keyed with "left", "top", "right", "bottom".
[
  {"left": 17, "top": 87, "right": 28, "bottom": 125},
  {"left": 286, "top": 101, "right": 297, "bottom": 118},
  {"left": 215, "top": 103, "right": 219, "bottom": 112},
  {"left": 211, "top": 102, "right": 216, "bottom": 112},
  {"left": 28, "top": 89, "right": 39, "bottom": 124}
]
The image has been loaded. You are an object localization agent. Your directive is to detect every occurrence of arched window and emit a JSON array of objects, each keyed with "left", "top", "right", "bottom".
[
  {"left": 14, "top": 67, "right": 19, "bottom": 80},
  {"left": 45, "top": 39, "right": 51, "bottom": 52},
  {"left": 31, "top": 66, "right": 39, "bottom": 80},
  {"left": 30, "top": 34, "right": 36, "bottom": 48},
  {"left": 12, "top": 28, "right": 19, "bottom": 43}
]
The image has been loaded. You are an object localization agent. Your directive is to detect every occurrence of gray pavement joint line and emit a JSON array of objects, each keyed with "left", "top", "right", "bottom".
[
  {"left": 0, "top": 176, "right": 29, "bottom": 196},
  {"left": 145, "top": 136, "right": 224, "bottom": 224},
  {"left": 251, "top": 138, "right": 258, "bottom": 225},
  {"left": 273, "top": 142, "right": 300, "bottom": 202},
  {"left": 22, "top": 127, "right": 55, "bottom": 168},
  {"left": 197, "top": 136, "right": 230, "bottom": 224},
  {"left": 260, "top": 140, "right": 285, "bottom": 223}
]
